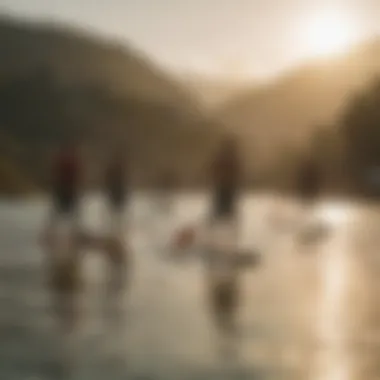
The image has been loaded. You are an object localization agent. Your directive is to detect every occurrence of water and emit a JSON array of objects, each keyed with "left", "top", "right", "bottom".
[{"left": 0, "top": 193, "right": 379, "bottom": 379}]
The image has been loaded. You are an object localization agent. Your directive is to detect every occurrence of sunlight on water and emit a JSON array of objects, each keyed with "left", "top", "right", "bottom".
[
  {"left": 317, "top": 202, "right": 352, "bottom": 227},
  {"left": 314, "top": 224, "right": 350, "bottom": 380},
  {"left": 1, "top": 194, "right": 376, "bottom": 379}
]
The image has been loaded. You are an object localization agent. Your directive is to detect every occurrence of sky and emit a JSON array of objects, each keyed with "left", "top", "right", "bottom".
[{"left": 0, "top": 0, "right": 379, "bottom": 80}]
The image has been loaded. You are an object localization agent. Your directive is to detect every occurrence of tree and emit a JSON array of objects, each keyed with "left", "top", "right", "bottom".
[
  {"left": 339, "top": 78, "right": 380, "bottom": 192},
  {"left": 308, "top": 126, "right": 346, "bottom": 192}
]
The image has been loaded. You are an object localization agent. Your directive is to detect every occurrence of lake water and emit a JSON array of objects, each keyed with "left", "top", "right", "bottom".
[{"left": 0, "top": 192, "right": 379, "bottom": 380}]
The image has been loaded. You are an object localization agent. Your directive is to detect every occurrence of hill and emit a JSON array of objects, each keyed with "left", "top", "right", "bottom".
[
  {"left": 0, "top": 16, "right": 199, "bottom": 108},
  {"left": 217, "top": 39, "right": 380, "bottom": 175},
  {"left": 180, "top": 74, "right": 253, "bottom": 108},
  {"left": 0, "top": 16, "right": 221, "bottom": 191}
]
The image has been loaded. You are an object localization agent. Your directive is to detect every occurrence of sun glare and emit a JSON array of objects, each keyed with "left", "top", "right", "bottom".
[{"left": 302, "top": 9, "right": 358, "bottom": 58}]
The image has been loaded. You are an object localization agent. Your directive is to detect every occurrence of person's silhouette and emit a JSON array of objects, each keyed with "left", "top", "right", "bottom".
[
  {"left": 49, "top": 140, "right": 82, "bottom": 232},
  {"left": 211, "top": 136, "right": 241, "bottom": 223},
  {"left": 105, "top": 149, "right": 129, "bottom": 234}
]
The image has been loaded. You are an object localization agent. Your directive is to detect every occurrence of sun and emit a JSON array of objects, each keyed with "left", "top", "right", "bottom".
[{"left": 302, "top": 9, "right": 358, "bottom": 57}]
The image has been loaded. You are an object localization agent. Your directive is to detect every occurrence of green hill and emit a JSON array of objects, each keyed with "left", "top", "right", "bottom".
[{"left": 0, "top": 16, "right": 221, "bottom": 192}]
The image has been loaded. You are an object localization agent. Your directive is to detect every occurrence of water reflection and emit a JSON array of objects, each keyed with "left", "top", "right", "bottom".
[
  {"left": 1, "top": 195, "right": 380, "bottom": 379},
  {"left": 314, "top": 225, "right": 349, "bottom": 380}
]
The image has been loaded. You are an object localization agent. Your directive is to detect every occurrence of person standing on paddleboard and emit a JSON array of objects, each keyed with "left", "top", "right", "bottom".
[
  {"left": 211, "top": 136, "right": 242, "bottom": 223},
  {"left": 208, "top": 135, "right": 243, "bottom": 284},
  {"left": 104, "top": 149, "right": 129, "bottom": 234},
  {"left": 172, "top": 135, "right": 243, "bottom": 252},
  {"left": 297, "top": 155, "right": 321, "bottom": 207},
  {"left": 296, "top": 156, "right": 325, "bottom": 244},
  {"left": 49, "top": 140, "right": 83, "bottom": 231}
]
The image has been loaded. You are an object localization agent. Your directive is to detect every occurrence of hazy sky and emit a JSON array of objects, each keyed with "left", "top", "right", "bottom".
[{"left": 0, "top": 0, "right": 379, "bottom": 79}]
